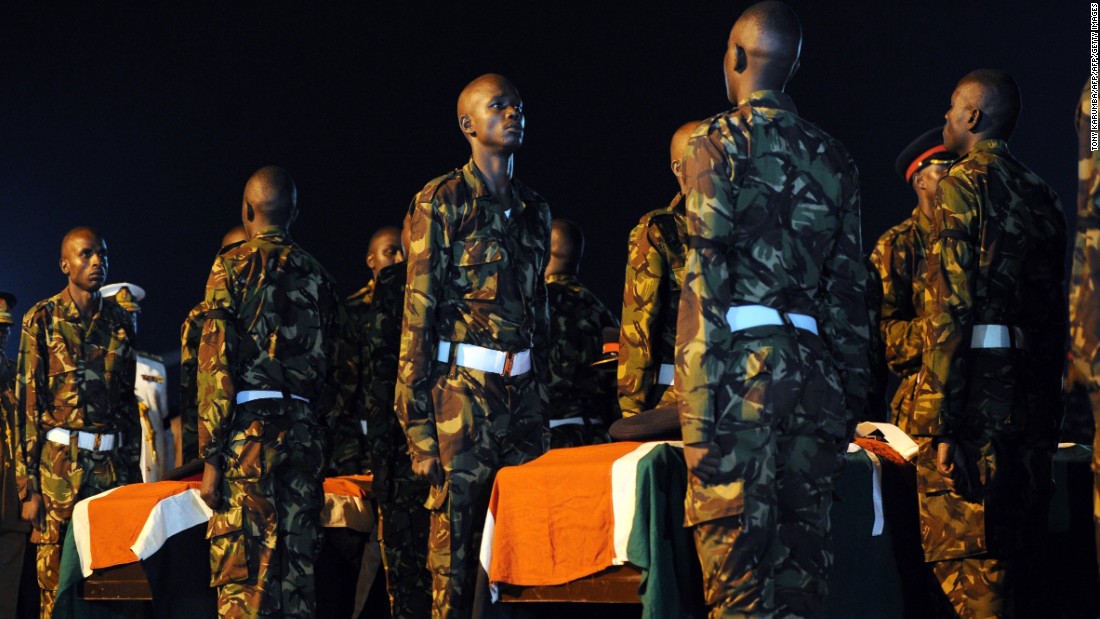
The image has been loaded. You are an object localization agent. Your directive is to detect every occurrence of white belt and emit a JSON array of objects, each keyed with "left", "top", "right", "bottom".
[
  {"left": 235, "top": 390, "right": 310, "bottom": 405},
  {"left": 970, "top": 324, "right": 1026, "bottom": 349},
  {"left": 657, "top": 363, "right": 675, "bottom": 386},
  {"left": 548, "top": 417, "right": 603, "bottom": 428},
  {"left": 46, "top": 427, "right": 120, "bottom": 452},
  {"left": 726, "top": 305, "right": 819, "bottom": 335},
  {"left": 436, "top": 341, "right": 532, "bottom": 377},
  {"left": 359, "top": 420, "right": 368, "bottom": 435}
]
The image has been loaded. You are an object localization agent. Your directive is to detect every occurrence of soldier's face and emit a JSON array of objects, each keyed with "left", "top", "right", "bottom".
[
  {"left": 60, "top": 232, "right": 108, "bottom": 292},
  {"left": 466, "top": 83, "right": 525, "bottom": 153},
  {"left": 942, "top": 85, "right": 974, "bottom": 154},
  {"left": 366, "top": 231, "right": 405, "bottom": 278}
]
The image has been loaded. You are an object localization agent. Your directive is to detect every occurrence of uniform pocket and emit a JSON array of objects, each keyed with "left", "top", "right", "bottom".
[
  {"left": 455, "top": 237, "right": 504, "bottom": 301},
  {"left": 207, "top": 508, "right": 249, "bottom": 586},
  {"left": 224, "top": 420, "right": 266, "bottom": 480},
  {"left": 685, "top": 424, "right": 772, "bottom": 527}
]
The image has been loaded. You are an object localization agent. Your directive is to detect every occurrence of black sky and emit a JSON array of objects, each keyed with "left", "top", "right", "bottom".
[{"left": 0, "top": 2, "right": 1085, "bottom": 372}]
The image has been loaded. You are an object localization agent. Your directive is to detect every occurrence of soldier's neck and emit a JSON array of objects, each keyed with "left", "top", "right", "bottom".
[
  {"left": 472, "top": 150, "right": 515, "bottom": 210},
  {"left": 66, "top": 284, "right": 100, "bottom": 323}
]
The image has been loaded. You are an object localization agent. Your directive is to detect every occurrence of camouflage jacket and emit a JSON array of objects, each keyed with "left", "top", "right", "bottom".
[
  {"left": 912, "top": 139, "right": 1066, "bottom": 436},
  {"left": 178, "top": 302, "right": 203, "bottom": 462},
  {"left": 362, "top": 262, "right": 407, "bottom": 470},
  {"left": 318, "top": 282, "right": 373, "bottom": 474},
  {"left": 677, "top": 90, "right": 869, "bottom": 444},
  {"left": 1, "top": 357, "right": 16, "bottom": 468},
  {"left": 1066, "top": 80, "right": 1100, "bottom": 442},
  {"left": 617, "top": 194, "right": 688, "bottom": 416},
  {"left": 396, "top": 160, "right": 551, "bottom": 461},
  {"left": 15, "top": 290, "right": 140, "bottom": 495},
  {"left": 197, "top": 225, "right": 339, "bottom": 463},
  {"left": 863, "top": 254, "right": 888, "bottom": 422},
  {"left": 546, "top": 273, "right": 620, "bottom": 422}
]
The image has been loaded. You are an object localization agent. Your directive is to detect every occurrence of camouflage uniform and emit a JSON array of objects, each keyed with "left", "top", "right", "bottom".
[
  {"left": 545, "top": 272, "right": 620, "bottom": 448},
  {"left": 1, "top": 350, "right": 30, "bottom": 619},
  {"left": 617, "top": 194, "right": 688, "bottom": 418},
  {"left": 863, "top": 254, "right": 889, "bottom": 422},
  {"left": 396, "top": 160, "right": 550, "bottom": 619},
  {"left": 364, "top": 260, "right": 432, "bottom": 618},
  {"left": 179, "top": 302, "right": 204, "bottom": 464},
  {"left": 911, "top": 139, "right": 1066, "bottom": 617},
  {"left": 320, "top": 282, "right": 373, "bottom": 476},
  {"left": 1068, "top": 81, "right": 1100, "bottom": 563},
  {"left": 676, "top": 90, "right": 868, "bottom": 618},
  {"left": 868, "top": 208, "right": 934, "bottom": 433},
  {"left": 15, "top": 290, "right": 140, "bottom": 618},
  {"left": 198, "top": 225, "right": 338, "bottom": 618}
]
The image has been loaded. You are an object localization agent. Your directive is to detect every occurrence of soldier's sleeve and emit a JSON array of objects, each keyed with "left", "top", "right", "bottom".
[
  {"left": 874, "top": 236, "right": 924, "bottom": 376},
  {"left": 1068, "top": 80, "right": 1100, "bottom": 405},
  {"left": 115, "top": 325, "right": 141, "bottom": 484},
  {"left": 617, "top": 221, "right": 663, "bottom": 417},
  {"left": 914, "top": 174, "right": 979, "bottom": 436},
  {"left": 363, "top": 282, "right": 401, "bottom": 472},
  {"left": 15, "top": 312, "right": 46, "bottom": 498},
  {"left": 396, "top": 194, "right": 446, "bottom": 462},
  {"left": 676, "top": 126, "right": 739, "bottom": 445},
  {"left": 817, "top": 164, "right": 870, "bottom": 430},
  {"left": 532, "top": 206, "right": 552, "bottom": 408},
  {"left": 178, "top": 309, "right": 201, "bottom": 462},
  {"left": 197, "top": 256, "right": 238, "bottom": 465},
  {"left": 320, "top": 304, "right": 363, "bottom": 474},
  {"left": 863, "top": 254, "right": 888, "bottom": 422}
]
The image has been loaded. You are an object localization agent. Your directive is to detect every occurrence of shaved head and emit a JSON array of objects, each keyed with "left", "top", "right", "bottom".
[
  {"left": 726, "top": 1, "right": 802, "bottom": 100},
  {"left": 958, "top": 69, "right": 1021, "bottom": 138},
  {"left": 670, "top": 121, "right": 701, "bottom": 193},
  {"left": 366, "top": 226, "right": 404, "bottom": 279},
  {"left": 549, "top": 219, "right": 584, "bottom": 275},
  {"left": 59, "top": 226, "right": 108, "bottom": 293},
  {"left": 243, "top": 165, "right": 297, "bottom": 227},
  {"left": 457, "top": 74, "right": 519, "bottom": 121},
  {"left": 221, "top": 225, "right": 247, "bottom": 249},
  {"left": 60, "top": 226, "right": 102, "bottom": 258}
]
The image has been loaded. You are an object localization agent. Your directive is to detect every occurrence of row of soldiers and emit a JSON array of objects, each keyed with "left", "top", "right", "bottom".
[{"left": 1, "top": 3, "right": 1098, "bottom": 619}]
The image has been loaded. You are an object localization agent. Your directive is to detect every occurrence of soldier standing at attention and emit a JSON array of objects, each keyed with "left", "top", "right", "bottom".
[
  {"left": 363, "top": 219, "right": 432, "bottom": 618},
  {"left": 396, "top": 73, "right": 551, "bottom": 619},
  {"left": 675, "top": 3, "right": 868, "bottom": 617},
  {"left": 868, "top": 130, "right": 956, "bottom": 433},
  {"left": 179, "top": 226, "right": 247, "bottom": 466},
  {"left": 545, "top": 218, "right": 620, "bottom": 448},
  {"left": 911, "top": 70, "right": 1066, "bottom": 618},
  {"left": 617, "top": 121, "right": 695, "bottom": 417},
  {"left": 197, "top": 166, "right": 339, "bottom": 618},
  {"left": 0, "top": 291, "right": 29, "bottom": 619},
  {"left": 16, "top": 228, "right": 141, "bottom": 618}
]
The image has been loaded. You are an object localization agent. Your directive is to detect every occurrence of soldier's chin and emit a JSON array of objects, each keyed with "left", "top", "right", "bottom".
[{"left": 85, "top": 278, "right": 105, "bottom": 292}]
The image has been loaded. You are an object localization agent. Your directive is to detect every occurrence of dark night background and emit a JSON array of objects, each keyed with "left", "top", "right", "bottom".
[{"left": 0, "top": 2, "right": 1085, "bottom": 379}]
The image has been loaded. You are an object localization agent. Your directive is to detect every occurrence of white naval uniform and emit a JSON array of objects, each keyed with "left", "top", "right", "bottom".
[{"left": 135, "top": 352, "right": 171, "bottom": 481}]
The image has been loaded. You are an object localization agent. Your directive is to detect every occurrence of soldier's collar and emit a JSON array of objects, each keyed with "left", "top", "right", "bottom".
[
  {"left": 739, "top": 90, "right": 797, "bottom": 115},
  {"left": 463, "top": 159, "right": 525, "bottom": 215},
  {"left": 668, "top": 192, "right": 686, "bottom": 215},
  {"left": 58, "top": 287, "right": 102, "bottom": 322},
  {"left": 252, "top": 225, "right": 289, "bottom": 241},
  {"left": 545, "top": 273, "right": 577, "bottom": 285},
  {"left": 969, "top": 138, "right": 1008, "bottom": 155}
]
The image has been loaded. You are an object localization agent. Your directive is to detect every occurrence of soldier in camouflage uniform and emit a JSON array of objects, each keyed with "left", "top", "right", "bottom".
[
  {"left": 910, "top": 70, "right": 1066, "bottom": 618},
  {"left": 617, "top": 121, "right": 695, "bottom": 418},
  {"left": 197, "top": 167, "right": 339, "bottom": 618},
  {"left": 546, "top": 218, "right": 620, "bottom": 448},
  {"left": 16, "top": 228, "right": 141, "bottom": 618},
  {"left": 0, "top": 291, "right": 29, "bottom": 619},
  {"left": 868, "top": 129, "right": 957, "bottom": 433},
  {"left": 1067, "top": 80, "right": 1100, "bottom": 564},
  {"left": 396, "top": 73, "right": 550, "bottom": 619},
  {"left": 180, "top": 226, "right": 247, "bottom": 466},
  {"left": 363, "top": 221, "right": 432, "bottom": 618},
  {"left": 675, "top": 4, "right": 868, "bottom": 617}
]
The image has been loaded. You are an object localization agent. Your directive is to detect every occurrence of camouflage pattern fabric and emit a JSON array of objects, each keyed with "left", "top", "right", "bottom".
[
  {"left": 863, "top": 254, "right": 889, "bottom": 422},
  {"left": 868, "top": 208, "right": 933, "bottom": 433},
  {"left": 318, "top": 283, "right": 372, "bottom": 476},
  {"left": 198, "top": 224, "right": 338, "bottom": 617},
  {"left": 206, "top": 400, "right": 324, "bottom": 618},
  {"left": 911, "top": 138, "right": 1066, "bottom": 614},
  {"left": 930, "top": 555, "right": 1007, "bottom": 619},
  {"left": 617, "top": 194, "right": 688, "bottom": 417},
  {"left": 14, "top": 289, "right": 138, "bottom": 618},
  {"left": 396, "top": 159, "right": 550, "bottom": 619},
  {"left": 545, "top": 272, "right": 620, "bottom": 448},
  {"left": 364, "top": 261, "right": 432, "bottom": 618},
  {"left": 179, "top": 302, "right": 205, "bottom": 465},
  {"left": 1069, "top": 83, "right": 1100, "bottom": 562},
  {"left": 676, "top": 89, "right": 867, "bottom": 618},
  {"left": 0, "top": 357, "right": 25, "bottom": 619}
]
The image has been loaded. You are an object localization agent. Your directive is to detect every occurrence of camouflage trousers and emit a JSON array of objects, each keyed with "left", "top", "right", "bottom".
[
  {"left": 34, "top": 439, "right": 122, "bottom": 619},
  {"left": 376, "top": 455, "right": 432, "bottom": 619},
  {"left": 889, "top": 372, "right": 920, "bottom": 436},
  {"left": 929, "top": 556, "right": 1006, "bottom": 619},
  {"left": 427, "top": 365, "right": 544, "bottom": 619},
  {"left": 685, "top": 327, "right": 848, "bottom": 619},
  {"left": 207, "top": 400, "right": 324, "bottom": 619},
  {"left": 547, "top": 419, "right": 610, "bottom": 449}
]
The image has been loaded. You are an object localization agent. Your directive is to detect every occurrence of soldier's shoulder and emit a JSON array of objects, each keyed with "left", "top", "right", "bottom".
[
  {"left": 345, "top": 284, "right": 373, "bottom": 308},
  {"left": 100, "top": 296, "right": 135, "bottom": 325},
  {"left": 416, "top": 168, "right": 468, "bottom": 207},
  {"left": 512, "top": 178, "right": 549, "bottom": 207},
  {"left": 638, "top": 206, "right": 674, "bottom": 229},
  {"left": 877, "top": 217, "right": 917, "bottom": 246},
  {"left": 23, "top": 293, "right": 61, "bottom": 325}
]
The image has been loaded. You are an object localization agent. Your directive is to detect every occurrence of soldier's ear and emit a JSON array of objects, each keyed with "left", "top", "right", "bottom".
[
  {"left": 59, "top": 257, "right": 69, "bottom": 275},
  {"left": 670, "top": 159, "right": 682, "bottom": 180},
  {"left": 459, "top": 114, "right": 475, "bottom": 137},
  {"left": 246, "top": 202, "right": 255, "bottom": 222},
  {"left": 965, "top": 107, "right": 981, "bottom": 133},
  {"left": 734, "top": 45, "right": 748, "bottom": 73}
]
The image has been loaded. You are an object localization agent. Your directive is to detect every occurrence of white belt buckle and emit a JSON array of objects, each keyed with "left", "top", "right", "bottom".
[
  {"left": 971, "top": 324, "right": 1015, "bottom": 349},
  {"left": 359, "top": 420, "right": 368, "bottom": 435},
  {"left": 657, "top": 363, "right": 675, "bottom": 386}
]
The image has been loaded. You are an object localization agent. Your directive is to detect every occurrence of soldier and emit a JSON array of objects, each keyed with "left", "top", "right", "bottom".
[
  {"left": 396, "top": 73, "right": 550, "bottom": 619},
  {"left": 911, "top": 70, "right": 1066, "bottom": 617},
  {"left": 179, "top": 226, "right": 247, "bottom": 466},
  {"left": 867, "top": 130, "right": 957, "bottom": 433},
  {"left": 324, "top": 225, "right": 404, "bottom": 476},
  {"left": 675, "top": 3, "right": 868, "bottom": 617},
  {"left": 16, "top": 228, "right": 141, "bottom": 617},
  {"left": 101, "top": 282, "right": 171, "bottom": 481},
  {"left": 0, "top": 291, "right": 29, "bottom": 619},
  {"left": 362, "top": 219, "right": 432, "bottom": 618},
  {"left": 197, "top": 167, "right": 339, "bottom": 617},
  {"left": 1067, "top": 79, "right": 1100, "bottom": 564},
  {"left": 545, "top": 218, "right": 619, "bottom": 447},
  {"left": 617, "top": 121, "right": 694, "bottom": 418}
]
